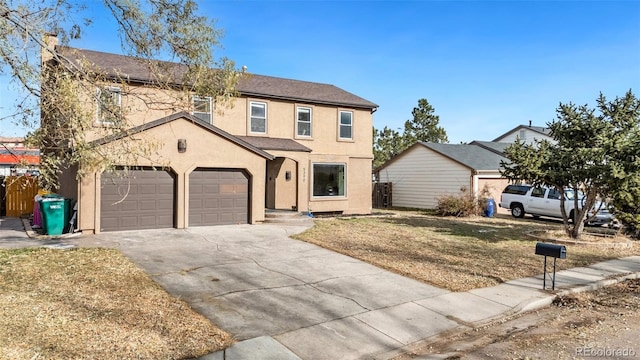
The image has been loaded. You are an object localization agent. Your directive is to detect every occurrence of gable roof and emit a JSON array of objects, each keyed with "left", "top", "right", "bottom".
[
  {"left": 492, "top": 124, "right": 551, "bottom": 142},
  {"left": 90, "top": 111, "right": 274, "bottom": 160},
  {"left": 377, "top": 142, "right": 508, "bottom": 173},
  {"left": 468, "top": 140, "right": 511, "bottom": 156},
  {"left": 419, "top": 142, "right": 508, "bottom": 171},
  {"left": 55, "top": 46, "right": 378, "bottom": 110}
]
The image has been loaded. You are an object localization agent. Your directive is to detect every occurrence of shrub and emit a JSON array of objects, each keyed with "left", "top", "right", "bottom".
[{"left": 436, "top": 186, "right": 492, "bottom": 217}]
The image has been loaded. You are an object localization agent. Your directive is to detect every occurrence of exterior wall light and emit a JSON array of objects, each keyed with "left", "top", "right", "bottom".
[{"left": 178, "top": 139, "right": 187, "bottom": 153}]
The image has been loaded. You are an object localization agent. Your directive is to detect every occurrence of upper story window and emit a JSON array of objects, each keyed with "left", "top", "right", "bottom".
[
  {"left": 192, "top": 96, "right": 212, "bottom": 123},
  {"left": 97, "top": 86, "right": 122, "bottom": 124},
  {"left": 250, "top": 101, "right": 267, "bottom": 134},
  {"left": 339, "top": 110, "right": 353, "bottom": 140},
  {"left": 297, "top": 107, "right": 312, "bottom": 137}
]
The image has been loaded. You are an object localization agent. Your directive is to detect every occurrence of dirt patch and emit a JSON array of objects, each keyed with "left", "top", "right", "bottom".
[
  {"left": 0, "top": 248, "right": 233, "bottom": 359},
  {"left": 394, "top": 279, "right": 640, "bottom": 359},
  {"left": 293, "top": 211, "right": 639, "bottom": 292}
]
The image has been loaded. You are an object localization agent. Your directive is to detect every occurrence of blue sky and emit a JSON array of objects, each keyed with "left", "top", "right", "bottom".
[{"left": 1, "top": 0, "right": 639, "bottom": 143}]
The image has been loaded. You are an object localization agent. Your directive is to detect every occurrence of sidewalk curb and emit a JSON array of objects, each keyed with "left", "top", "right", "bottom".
[
  {"left": 382, "top": 269, "right": 640, "bottom": 360},
  {"left": 20, "top": 215, "right": 81, "bottom": 241}
]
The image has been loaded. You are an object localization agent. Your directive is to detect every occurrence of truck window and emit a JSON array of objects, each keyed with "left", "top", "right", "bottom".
[
  {"left": 504, "top": 185, "right": 531, "bottom": 195},
  {"left": 531, "top": 187, "right": 545, "bottom": 198},
  {"left": 547, "top": 189, "right": 561, "bottom": 200}
]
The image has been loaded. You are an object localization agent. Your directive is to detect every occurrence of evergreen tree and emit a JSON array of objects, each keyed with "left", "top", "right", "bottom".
[
  {"left": 373, "top": 98, "right": 448, "bottom": 167},
  {"left": 501, "top": 90, "right": 640, "bottom": 239}
]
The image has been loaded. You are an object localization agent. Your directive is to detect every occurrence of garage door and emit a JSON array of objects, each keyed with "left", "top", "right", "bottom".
[
  {"left": 189, "top": 169, "right": 249, "bottom": 226},
  {"left": 100, "top": 168, "right": 175, "bottom": 232}
]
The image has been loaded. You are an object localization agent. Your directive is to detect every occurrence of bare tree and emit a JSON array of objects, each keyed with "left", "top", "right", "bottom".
[{"left": 0, "top": 0, "right": 240, "bottom": 189}]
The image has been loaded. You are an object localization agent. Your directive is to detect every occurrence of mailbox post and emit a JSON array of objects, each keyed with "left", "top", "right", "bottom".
[{"left": 535, "top": 242, "right": 566, "bottom": 290}]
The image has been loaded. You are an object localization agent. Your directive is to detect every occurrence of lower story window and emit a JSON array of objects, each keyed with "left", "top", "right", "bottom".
[{"left": 313, "top": 163, "right": 346, "bottom": 197}]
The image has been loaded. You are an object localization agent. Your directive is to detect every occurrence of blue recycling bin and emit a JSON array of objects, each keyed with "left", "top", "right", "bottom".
[{"left": 484, "top": 198, "right": 496, "bottom": 218}]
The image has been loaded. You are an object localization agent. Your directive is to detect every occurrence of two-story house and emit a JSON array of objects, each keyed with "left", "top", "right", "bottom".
[
  {"left": 45, "top": 42, "right": 377, "bottom": 233},
  {"left": 492, "top": 122, "right": 554, "bottom": 145}
]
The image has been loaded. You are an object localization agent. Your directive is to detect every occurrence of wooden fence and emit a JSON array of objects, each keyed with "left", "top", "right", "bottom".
[
  {"left": 372, "top": 182, "right": 392, "bottom": 208},
  {"left": 3, "top": 176, "right": 39, "bottom": 217}
]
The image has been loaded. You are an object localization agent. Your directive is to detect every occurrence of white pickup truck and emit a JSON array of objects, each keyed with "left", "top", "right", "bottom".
[{"left": 499, "top": 184, "right": 614, "bottom": 226}]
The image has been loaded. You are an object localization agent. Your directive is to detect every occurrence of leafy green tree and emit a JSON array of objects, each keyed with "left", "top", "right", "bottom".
[
  {"left": 0, "top": 0, "right": 239, "bottom": 189},
  {"left": 501, "top": 90, "right": 640, "bottom": 239},
  {"left": 373, "top": 98, "right": 448, "bottom": 167}
]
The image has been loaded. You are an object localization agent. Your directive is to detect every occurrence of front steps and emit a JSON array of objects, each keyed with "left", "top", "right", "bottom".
[{"left": 263, "top": 209, "right": 314, "bottom": 225}]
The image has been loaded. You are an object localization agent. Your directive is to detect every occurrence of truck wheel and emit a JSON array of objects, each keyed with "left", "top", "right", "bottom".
[
  {"left": 511, "top": 204, "right": 525, "bottom": 218},
  {"left": 569, "top": 210, "right": 575, "bottom": 223}
]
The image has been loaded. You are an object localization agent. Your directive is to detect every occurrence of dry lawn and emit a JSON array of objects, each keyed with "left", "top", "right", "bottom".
[
  {"left": 293, "top": 210, "right": 639, "bottom": 292},
  {"left": 0, "top": 248, "right": 233, "bottom": 360}
]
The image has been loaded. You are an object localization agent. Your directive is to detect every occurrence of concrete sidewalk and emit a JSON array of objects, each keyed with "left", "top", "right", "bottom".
[
  {"left": 1, "top": 217, "right": 639, "bottom": 359},
  {"left": 203, "top": 255, "right": 640, "bottom": 360}
]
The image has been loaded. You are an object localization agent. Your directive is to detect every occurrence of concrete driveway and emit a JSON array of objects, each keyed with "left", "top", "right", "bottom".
[
  {"left": 82, "top": 223, "right": 454, "bottom": 359},
  {"left": 4, "top": 218, "right": 640, "bottom": 359}
]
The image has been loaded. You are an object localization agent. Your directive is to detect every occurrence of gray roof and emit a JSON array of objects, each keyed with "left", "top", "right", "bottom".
[
  {"left": 492, "top": 124, "right": 551, "bottom": 142},
  {"left": 237, "top": 136, "right": 311, "bottom": 152},
  {"left": 418, "top": 142, "right": 508, "bottom": 171},
  {"left": 468, "top": 140, "right": 511, "bottom": 155},
  {"left": 55, "top": 46, "right": 378, "bottom": 110}
]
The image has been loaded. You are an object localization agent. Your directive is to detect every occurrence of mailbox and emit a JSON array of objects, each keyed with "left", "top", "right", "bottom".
[
  {"left": 535, "top": 242, "right": 567, "bottom": 290},
  {"left": 535, "top": 242, "right": 566, "bottom": 259}
]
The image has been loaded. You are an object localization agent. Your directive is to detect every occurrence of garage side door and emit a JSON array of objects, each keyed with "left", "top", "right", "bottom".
[
  {"left": 189, "top": 169, "right": 249, "bottom": 226},
  {"left": 101, "top": 169, "right": 175, "bottom": 232}
]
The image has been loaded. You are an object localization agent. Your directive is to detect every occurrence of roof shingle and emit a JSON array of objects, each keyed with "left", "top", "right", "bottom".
[
  {"left": 419, "top": 142, "right": 508, "bottom": 171},
  {"left": 237, "top": 136, "right": 311, "bottom": 152},
  {"left": 55, "top": 46, "right": 378, "bottom": 110}
]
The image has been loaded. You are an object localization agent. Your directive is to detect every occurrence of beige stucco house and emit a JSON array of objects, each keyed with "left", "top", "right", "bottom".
[{"left": 46, "top": 45, "right": 377, "bottom": 233}]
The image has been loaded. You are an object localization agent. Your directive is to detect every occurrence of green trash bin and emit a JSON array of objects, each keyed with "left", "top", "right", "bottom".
[{"left": 40, "top": 197, "right": 66, "bottom": 235}]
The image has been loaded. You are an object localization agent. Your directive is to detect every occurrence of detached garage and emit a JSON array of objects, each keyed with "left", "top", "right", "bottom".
[
  {"left": 189, "top": 168, "right": 250, "bottom": 226},
  {"left": 375, "top": 141, "right": 509, "bottom": 210},
  {"left": 100, "top": 168, "right": 176, "bottom": 232}
]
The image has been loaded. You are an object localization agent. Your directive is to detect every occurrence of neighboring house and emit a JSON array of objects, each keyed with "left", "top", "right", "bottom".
[
  {"left": 492, "top": 122, "right": 554, "bottom": 145},
  {"left": 0, "top": 137, "right": 40, "bottom": 176},
  {"left": 375, "top": 142, "right": 509, "bottom": 210},
  {"left": 373, "top": 122, "right": 554, "bottom": 212},
  {"left": 43, "top": 40, "right": 378, "bottom": 233}
]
